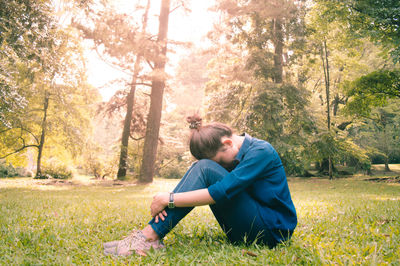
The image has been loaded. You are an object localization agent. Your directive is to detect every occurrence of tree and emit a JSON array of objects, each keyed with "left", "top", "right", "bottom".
[
  {"left": 140, "top": 0, "right": 171, "bottom": 183},
  {"left": 327, "top": 0, "right": 400, "bottom": 63},
  {"left": 116, "top": 0, "right": 151, "bottom": 179},
  {"left": 205, "top": 0, "right": 315, "bottom": 176},
  {"left": 0, "top": 0, "right": 55, "bottom": 127},
  {"left": 347, "top": 101, "right": 400, "bottom": 172},
  {"left": 344, "top": 70, "right": 400, "bottom": 116},
  {"left": 74, "top": 0, "right": 168, "bottom": 180},
  {"left": 343, "top": 68, "right": 400, "bottom": 172},
  {"left": 0, "top": 0, "right": 98, "bottom": 177},
  {"left": 304, "top": 0, "right": 383, "bottom": 178}
]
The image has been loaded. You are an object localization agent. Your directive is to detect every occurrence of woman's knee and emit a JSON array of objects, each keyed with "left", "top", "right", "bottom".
[
  {"left": 193, "top": 159, "right": 228, "bottom": 174},
  {"left": 193, "top": 159, "right": 219, "bottom": 169},
  {"left": 191, "top": 159, "right": 228, "bottom": 185}
]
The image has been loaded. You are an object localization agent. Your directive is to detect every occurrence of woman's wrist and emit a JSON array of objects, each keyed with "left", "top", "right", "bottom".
[
  {"left": 163, "top": 193, "right": 170, "bottom": 207},
  {"left": 169, "top": 189, "right": 215, "bottom": 207}
]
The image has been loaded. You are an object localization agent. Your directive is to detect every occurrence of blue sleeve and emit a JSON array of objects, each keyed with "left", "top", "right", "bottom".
[{"left": 208, "top": 146, "right": 275, "bottom": 203}]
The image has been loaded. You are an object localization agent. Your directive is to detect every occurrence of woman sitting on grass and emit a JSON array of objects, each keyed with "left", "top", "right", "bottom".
[{"left": 104, "top": 115, "right": 297, "bottom": 256}]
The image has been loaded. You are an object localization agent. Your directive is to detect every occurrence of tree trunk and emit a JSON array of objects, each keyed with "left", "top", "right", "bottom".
[
  {"left": 332, "top": 94, "right": 339, "bottom": 116},
  {"left": 116, "top": 82, "right": 136, "bottom": 180},
  {"left": 317, "top": 158, "right": 336, "bottom": 174},
  {"left": 35, "top": 91, "right": 49, "bottom": 178},
  {"left": 383, "top": 125, "right": 391, "bottom": 172},
  {"left": 273, "top": 18, "right": 283, "bottom": 84},
  {"left": 117, "top": 0, "right": 150, "bottom": 180},
  {"left": 321, "top": 40, "right": 333, "bottom": 180},
  {"left": 139, "top": 0, "right": 170, "bottom": 183},
  {"left": 384, "top": 159, "right": 390, "bottom": 172}
]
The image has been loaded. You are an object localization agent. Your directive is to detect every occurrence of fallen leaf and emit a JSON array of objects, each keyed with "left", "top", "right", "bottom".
[{"left": 242, "top": 249, "right": 257, "bottom": 257}]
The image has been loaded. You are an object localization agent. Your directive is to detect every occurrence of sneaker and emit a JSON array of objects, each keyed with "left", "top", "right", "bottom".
[
  {"left": 103, "top": 240, "right": 120, "bottom": 249},
  {"left": 103, "top": 230, "right": 165, "bottom": 256}
]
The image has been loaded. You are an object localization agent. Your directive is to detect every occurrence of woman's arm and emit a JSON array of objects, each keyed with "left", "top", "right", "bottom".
[{"left": 150, "top": 189, "right": 215, "bottom": 218}]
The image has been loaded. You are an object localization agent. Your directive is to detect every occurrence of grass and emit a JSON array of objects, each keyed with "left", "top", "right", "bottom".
[{"left": 0, "top": 168, "right": 399, "bottom": 265}]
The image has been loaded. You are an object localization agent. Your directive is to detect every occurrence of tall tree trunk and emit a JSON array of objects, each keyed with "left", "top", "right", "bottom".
[
  {"left": 383, "top": 124, "right": 391, "bottom": 172},
  {"left": 139, "top": 0, "right": 170, "bottom": 183},
  {"left": 117, "top": 0, "right": 151, "bottom": 180},
  {"left": 321, "top": 40, "right": 333, "bottom": 180},
  {"left": 116, "top": 76, "right": 137, "bottom": 180},
  {"left": 273, "top": 18, "right": 283, "bottom": 83},
  {"left": 35, "top": 91, "right": 49, "bottom": 178}
]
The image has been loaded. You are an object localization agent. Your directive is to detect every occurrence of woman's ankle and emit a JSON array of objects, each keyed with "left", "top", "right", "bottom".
[{"left": 142, "top": 225, "right": 160, "bottom": 241}]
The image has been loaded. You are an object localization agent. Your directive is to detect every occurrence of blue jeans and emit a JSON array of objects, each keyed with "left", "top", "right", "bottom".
[{"left": 149, "top": 159, "right": 279, "bottom": 248}]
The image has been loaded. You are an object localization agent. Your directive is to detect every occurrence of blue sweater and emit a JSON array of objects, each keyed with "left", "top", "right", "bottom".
[{"left": 208, "top": 133, "right": 297, "bottom": 233}]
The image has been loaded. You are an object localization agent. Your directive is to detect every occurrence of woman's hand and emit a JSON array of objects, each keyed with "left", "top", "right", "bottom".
[{"left": 150, "top": 192, "right": 169, "bottom": 219}]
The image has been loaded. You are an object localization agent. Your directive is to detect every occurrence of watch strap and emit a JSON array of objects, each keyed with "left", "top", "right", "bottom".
[{"left": 168, "top": 192, "right": 175, "bottom": 208}]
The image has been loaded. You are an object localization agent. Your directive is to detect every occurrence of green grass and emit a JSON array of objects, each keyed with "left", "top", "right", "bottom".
[{"left": 0, "top": 174, "right": 399, "bottom": 265}]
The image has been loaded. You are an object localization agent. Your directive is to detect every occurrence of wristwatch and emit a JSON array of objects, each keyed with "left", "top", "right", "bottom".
[{"left": 168, "top": 192, "right": 175, "bottom": 208}]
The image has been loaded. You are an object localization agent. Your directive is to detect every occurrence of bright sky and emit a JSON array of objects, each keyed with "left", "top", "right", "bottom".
[{"left": 85, "top": 0, "right": 217, "bottom": 101}]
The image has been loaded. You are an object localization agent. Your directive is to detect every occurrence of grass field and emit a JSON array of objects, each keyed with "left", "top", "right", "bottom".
[{"left": 0, "top": 168, "right": 399, "bottom": 265}]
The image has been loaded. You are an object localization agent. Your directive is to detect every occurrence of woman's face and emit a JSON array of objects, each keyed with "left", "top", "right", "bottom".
[{"left": 211, "top": 140, "right": 239, "bottom": 169}]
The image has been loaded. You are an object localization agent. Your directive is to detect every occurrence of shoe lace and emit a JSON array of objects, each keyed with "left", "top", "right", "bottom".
[{"left": 120, "top": 230, "right": 150, "bottom": 251}]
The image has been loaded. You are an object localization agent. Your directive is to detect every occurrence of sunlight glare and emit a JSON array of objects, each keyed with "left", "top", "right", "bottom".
[{"left": 86, "top": 0, "right": 218, "bottom": 101}]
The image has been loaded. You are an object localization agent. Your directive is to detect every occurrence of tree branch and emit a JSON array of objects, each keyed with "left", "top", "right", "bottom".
[
  {"left": 0, "top": 128, "right": 13, "bottom": 134},
  {"left": 0, "top": 143, "right": 39, "bottom": 159},
  {"left": 128, "top": 82, "right": 152, "bottom": 87},
  {"left": 95, "top": 47, "right": 132, "bottom": 76},
  {"left": 129, "top": 134, "right": 145, "bottom": 141},
  {"left": 146, "top": 59, "right": 155, "bottom": 69},
  {"left": 157, "top": 157, "right": 177, "bottom": 171},
  {"left": 0, "top": 126, "right": 40, "bottom": 145}
]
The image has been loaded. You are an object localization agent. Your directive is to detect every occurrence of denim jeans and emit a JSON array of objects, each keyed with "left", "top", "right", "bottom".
[{"left": 149, "top": 159, "right": 279, "bottom": 247}]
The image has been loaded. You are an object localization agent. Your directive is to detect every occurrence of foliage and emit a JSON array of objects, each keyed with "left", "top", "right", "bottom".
[
  {"left": 0, "top": 0, "right": 55, "bottom": 126},
  {"left": 155, "top": 111, "right": 193, "bottom": 179},
  {"left": 38, "top": 163, "right": 73, "bottom": 180},
  {"left": 0, "top": 161, "right": 19, "bottom": 178},
  {"left": 157, "top": 152, "right": 191, "bottom": 179},
  {"left": 158, "top": 162, "right": 186, "bottom": 179},
  {"left": 0, "top": 177, "right": 399, "bottom": 264},
  {"left": 301, "top": 0, "right": 400, "bottom": 175},
  {"left": 0, "top": 0, "right": 100, "bottom": 176},
  {"left": 337, "top": 138, "right": 371, "bottom": 172},
  {"left": 344, "top": 70, "right": 400, "bottom": 116},
  {"left": 74, "top": 0, "right": 171, "bottom": 181},
  {"left": 206, "top": 81, "right": 315, "bottom": 176},
  {"left": 325, "top": 0, "right": 400, "bottom": 63},
  {"left": 79, "top": 138, "right": 118, "bottom": 179},
  {"left": 346, "top": 101, "right": 400, "bottom": 169},
  {"left": 306, "top": 130, "right": 372, "bottom": 175},
  {"left": 206, "top": 0, "right": 315, "bottom": 176},
  {"left": 84, "top": 155, "right": 118, "bottom": 180}
]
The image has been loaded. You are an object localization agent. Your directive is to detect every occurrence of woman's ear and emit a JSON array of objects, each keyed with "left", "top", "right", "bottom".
[{"left": 221, "top": 137, "right": 233, "bottom": 146}]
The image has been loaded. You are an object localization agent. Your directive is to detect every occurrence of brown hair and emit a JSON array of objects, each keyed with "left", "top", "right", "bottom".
[{"left": 186, "top": 114, "right": 233, "bottom": 160}]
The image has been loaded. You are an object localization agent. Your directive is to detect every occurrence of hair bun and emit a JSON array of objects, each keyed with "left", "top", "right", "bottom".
[{"left": 186, "top": 114, "right": 202, "bottom": 130}]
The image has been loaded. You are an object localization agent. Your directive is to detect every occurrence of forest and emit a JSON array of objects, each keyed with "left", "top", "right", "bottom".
[{"left": 1, "top": 0, "right": 399, "bottom": 182}]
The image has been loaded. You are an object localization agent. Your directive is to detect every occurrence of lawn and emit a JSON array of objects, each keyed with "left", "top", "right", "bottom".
[{"left": 0, "top": 171, "right": 399, "bottom": 265}]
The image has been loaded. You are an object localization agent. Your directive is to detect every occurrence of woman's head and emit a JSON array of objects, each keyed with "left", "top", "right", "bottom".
[{"left": 187, "top": 114, "right": 233, "bottom": 160}]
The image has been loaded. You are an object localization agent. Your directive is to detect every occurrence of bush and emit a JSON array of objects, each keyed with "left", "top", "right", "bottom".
[
  {"left": 159, "top": 165, "right": 185, "bottom": 179},
  {"left": 40, "top": 164, "right": 73, "bottom": 179},
  {"left": 280, "top": 150, "right": 307, "bottom": 177},
  {"left": 158, "top": 157, "right": 191, "bottom": 179},
  {"left": 0, "top": 161, "right": 19, "bottom": 178}
]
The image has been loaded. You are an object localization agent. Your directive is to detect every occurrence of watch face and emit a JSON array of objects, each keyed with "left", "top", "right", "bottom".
[{"left": 169, "top": 193, "right": 174, "bottom": 208}]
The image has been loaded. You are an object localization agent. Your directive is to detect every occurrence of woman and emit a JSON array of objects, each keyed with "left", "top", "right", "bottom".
[{"left": 103, "top": 115, "right": 297, "bottom": 256}]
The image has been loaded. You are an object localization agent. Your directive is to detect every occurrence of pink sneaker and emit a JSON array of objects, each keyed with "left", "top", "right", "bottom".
[{"left": 103, "top": 230, "right": 164, "bottom": 256}]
